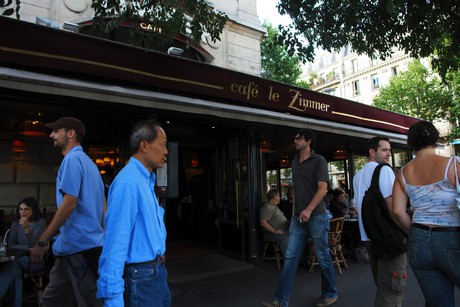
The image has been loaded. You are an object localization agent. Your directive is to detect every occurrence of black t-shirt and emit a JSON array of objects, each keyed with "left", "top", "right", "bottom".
[{"left": 291, "top": 151, "right": 329, "bottom": 216}]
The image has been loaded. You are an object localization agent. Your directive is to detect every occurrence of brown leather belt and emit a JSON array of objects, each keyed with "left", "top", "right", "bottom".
[
  {"left": 412, "top": 223, "right": 460, "bottom": 232},
  {"left": 126, "top": 255, "right": 166, "bottom": 267}
]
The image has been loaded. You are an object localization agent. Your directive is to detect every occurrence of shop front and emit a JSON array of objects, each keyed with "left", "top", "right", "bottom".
[{"left": 0, "top": 17, "right": 419, "bottom": 263}]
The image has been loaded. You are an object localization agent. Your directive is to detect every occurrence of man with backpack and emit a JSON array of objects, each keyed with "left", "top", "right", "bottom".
[{"left": 352, "top": 136, "right": 407, "bottom": 307}]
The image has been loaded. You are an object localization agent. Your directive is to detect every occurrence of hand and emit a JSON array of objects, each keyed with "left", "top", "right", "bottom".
[
  {"left": 275, "top": 229, "right": 284, "bottom": 234},
  {"left": 30, "top": 244, "right": 46, "bottom": 263},
  {"left": 19, "top": 217, "right": 30, "bottom": 233},
  {"left": 299, "top": 209, "right": 312, "bottom": 223}
]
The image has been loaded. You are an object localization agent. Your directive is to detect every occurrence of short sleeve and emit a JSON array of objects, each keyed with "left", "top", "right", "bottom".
[{"left": 379, "top": 166, "right": 395, "bottom": 198}]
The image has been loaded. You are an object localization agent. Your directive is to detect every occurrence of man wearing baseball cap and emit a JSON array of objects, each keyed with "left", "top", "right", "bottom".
[{"left": 31, "top": 117, "right": 105, "bottom": 306}]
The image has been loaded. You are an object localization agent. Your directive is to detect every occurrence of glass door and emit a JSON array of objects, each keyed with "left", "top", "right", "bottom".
[{"left": 218, "top": 136, "right": 248, "bottom": 260}]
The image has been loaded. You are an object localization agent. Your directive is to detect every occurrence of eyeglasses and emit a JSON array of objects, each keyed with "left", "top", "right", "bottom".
[
  {"left": 293, "top": 136, "right": 304, "bottom": 141},
  {"left": 18, "top": 207, "right": 32, "bottom": 211}
]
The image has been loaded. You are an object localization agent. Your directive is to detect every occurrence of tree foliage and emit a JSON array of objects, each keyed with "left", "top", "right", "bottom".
[
  {"left": 2, "top": 0, "right": 227, "bottom": 50},
  {"left": 373, "top": 59, "right": 458, "bottom": 138},
  {"left": 274, "top": 0, "right": 459, "bottom": 80},
  {"left": 444, "top": 69, "right": 460, "bottom": 139},
  {"left": 0, "top": 0, "right": 20, "bottom": 19},
  {"left": 261, "top": 22, "right": 308, "bottom": 88},
  {"left": 91, "top": 0, "right": 227, "bottom": 49}
]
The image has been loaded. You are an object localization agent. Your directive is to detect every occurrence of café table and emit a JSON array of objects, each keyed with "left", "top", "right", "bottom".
[
  {"left": 0, "top": 248, "right": 29, "bottom": 263},
  {"left": 342, "top": 216, "right": 361, "bottom": 256}
]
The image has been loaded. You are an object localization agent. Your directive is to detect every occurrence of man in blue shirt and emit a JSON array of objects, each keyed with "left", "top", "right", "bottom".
[
  {"left": 97, "top": 118, "right": 169, "bottom": 307},
  {"left": 30, "top": 117, "right": 105, "bottom": 306}
]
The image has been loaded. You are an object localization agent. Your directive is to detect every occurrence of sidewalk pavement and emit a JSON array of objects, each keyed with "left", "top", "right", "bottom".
[{"left": 167, "top": 254, "right": 460, "bottom": 307}]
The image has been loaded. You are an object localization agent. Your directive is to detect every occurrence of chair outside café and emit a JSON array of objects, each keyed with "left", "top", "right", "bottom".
[
  {"left": 309, "top": 217, "right": 348, "bottom": 274},
  {"left": 261, "top": 230, "right": 284, "bottom": 271}
]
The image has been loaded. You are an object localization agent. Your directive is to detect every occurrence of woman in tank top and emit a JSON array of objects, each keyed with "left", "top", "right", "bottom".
[{"left": 391, "top": 120, "right": 460, "bottom": 307}]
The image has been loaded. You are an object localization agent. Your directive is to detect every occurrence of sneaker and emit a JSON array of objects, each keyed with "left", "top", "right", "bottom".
[
  {"left": 262, "top": 300, "right": 281, "bottom": 307},
  {"left": 312, "top": 295, "right": 338, "bottom": 307}
]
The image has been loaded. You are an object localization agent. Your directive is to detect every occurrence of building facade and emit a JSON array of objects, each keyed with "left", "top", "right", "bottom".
[
  {"left": 303, "top": 47, "right": 411, "bottom": 105},
  {"left": 3, "top": 0, "right": 266, "bottom": 75}
]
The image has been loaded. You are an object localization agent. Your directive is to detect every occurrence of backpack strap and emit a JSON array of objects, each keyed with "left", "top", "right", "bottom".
[{"left": 370, "top": 163, "right": 392, "bottom": 189}]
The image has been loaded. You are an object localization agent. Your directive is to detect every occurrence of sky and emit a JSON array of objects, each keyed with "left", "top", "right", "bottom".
[{"left": 256, "top": 0, "right": 291, "bottom": 27}]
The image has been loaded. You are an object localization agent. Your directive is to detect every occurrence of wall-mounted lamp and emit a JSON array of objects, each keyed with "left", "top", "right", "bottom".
[
  {"left": 11, "top": 135, "right": 26, "bottom": 155},
  {"left": 260, "top": 137, "right": 271, "bottom": 153},
  {"left": 167, "top": 47, "right": 184, "bottom": 56},
  {"left": 260, "top": 70, "right": 271, "bottom": 78},
  {"left": 332, "top": 148, "right": 347, "bottom": 160},
  {"left": 19, "top": 112, "right": 47, "bottom": 137},
  {"left": 63, "top": 22, "right": 79, "bottom": 32},
  {"left": 279, "top": 155, "right": 290, "bottom": 168},
  {"left": 190, "top": 157, "right": 199, "bottom": 167}
]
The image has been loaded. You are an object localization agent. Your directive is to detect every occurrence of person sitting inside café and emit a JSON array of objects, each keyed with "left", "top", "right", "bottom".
[
  {"left": 329, "top": 188, "right": 358, "bottom": 218},
  {"left": 0, "top": 197, "right": 47, "bottom": 307},
  {"left": 278, "top": 186, "right": 294, "bottom": 222},
  {"left": 260, "top": 189, "right": 289, "bottom": 256}
]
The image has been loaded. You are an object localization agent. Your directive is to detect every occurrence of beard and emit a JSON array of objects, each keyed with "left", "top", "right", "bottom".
[{"left": 53, "top": 137, "right": 68, "bottom": 151}]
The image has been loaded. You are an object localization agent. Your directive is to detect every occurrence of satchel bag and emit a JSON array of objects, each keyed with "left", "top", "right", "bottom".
[
  {"left": 361, "top": 163, "right": 407, "bottom": 257},
  {"left": 453, "top": 156, "right": 460, "bottom": 210}
]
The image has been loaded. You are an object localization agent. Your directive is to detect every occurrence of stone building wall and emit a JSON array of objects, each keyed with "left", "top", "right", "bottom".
[
  {"left": 0, "top": 132, "right": 62, "bottom": 213},
  {"left": 4, "top": 0, "right": 265, "bottom": 75}
]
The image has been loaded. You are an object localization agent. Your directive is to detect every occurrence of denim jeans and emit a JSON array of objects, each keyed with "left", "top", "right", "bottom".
[
  {"left": 123, "top": 262, "right": 171, "bottom": 307},
  {"left": 274, "top": 214, "right": 337, "bottom": 306},
  {"left": 0, "top": 261, "right": 22, "bottom": 306},
  {"left": 0, "top": 256, "right": 43, "bottom": 307},
  {"left": 408, "top": 226, "right": 460, "bottom": 307}
]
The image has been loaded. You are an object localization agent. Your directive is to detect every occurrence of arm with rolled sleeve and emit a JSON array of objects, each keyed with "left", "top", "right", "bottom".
[{"left": 97, "top": 180, "right": 138, "bottom": 307}]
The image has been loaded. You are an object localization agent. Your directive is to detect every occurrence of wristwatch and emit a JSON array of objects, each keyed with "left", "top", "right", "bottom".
[{"left": 37, "top": 240, "right": 47, "bottom": 247}]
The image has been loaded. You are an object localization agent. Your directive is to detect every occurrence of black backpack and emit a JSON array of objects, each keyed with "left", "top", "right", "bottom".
[{"left": 361, "top": 164, "right": 407, "bottom": 257}]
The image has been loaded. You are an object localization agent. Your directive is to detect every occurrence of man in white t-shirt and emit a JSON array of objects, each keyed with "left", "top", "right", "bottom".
[{"left": 352, "top": 136, "right": 406, "bottom": 307}]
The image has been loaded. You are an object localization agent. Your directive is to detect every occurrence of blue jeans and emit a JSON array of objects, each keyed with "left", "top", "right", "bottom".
[
  {"left": 274, "top": 214, "right": 337, "bottom": 306},
  {"left": 0, "top": 256, "right": 43, "bottom": 307},
  {"left": 123, "top": 262, "right": 171, "bottom": 307},
  {"left": 408, "top": 226, "right": 460, "bottom": 307}
]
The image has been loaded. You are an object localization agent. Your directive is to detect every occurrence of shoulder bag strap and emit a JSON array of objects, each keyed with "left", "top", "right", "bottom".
[
  {"left": 370, "top": 164, "right": 384, "bottom": 188},
  {"left": 370, "top": 163, "right": 393, "bottom": 188},
  {"left": 454, "top": 157, "right": 460, "bottom": 194}
]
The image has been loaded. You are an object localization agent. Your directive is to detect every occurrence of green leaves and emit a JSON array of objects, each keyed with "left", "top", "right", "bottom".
[
  {"left": 1, "top": 0, "right": 20, "bottom": 19},
  {"left": 261, "top": 22, "right": 307, "bottom": 88},
  {"left": 275, "top": 0, "right": 459, "bottom": 80},
  {"left": 91, "top": 0, "right": 227, "bottom": 51},
  {"left": 373, "top": 59, "right": 458, "bottom": 139}
]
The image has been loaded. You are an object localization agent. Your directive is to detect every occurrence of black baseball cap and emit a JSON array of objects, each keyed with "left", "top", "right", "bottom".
[{"left": 45, "top": 117, "right": 86, "bottom": 136}]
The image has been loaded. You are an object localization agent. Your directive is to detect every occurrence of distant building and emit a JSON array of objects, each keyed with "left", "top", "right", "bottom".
[
  {"left": 302, "top": 47, "right": 410, "bottom": 105},
  {"left": 302, "top": 47, "right": 452, "bottom": 156}
]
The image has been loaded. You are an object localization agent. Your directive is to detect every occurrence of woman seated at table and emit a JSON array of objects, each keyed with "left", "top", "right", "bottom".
[
  {"left": 329, "top": 188, "right": 357, "bottom": 218},
  {"left": 0, "top": 197, "right": 47, "bottom": 307}
]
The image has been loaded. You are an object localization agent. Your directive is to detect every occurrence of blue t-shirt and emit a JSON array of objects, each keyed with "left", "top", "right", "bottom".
[
  {"left": 97, "top": 157, "right": 167, "bottom": 306},
  {"left": 53, "top": 145, "right": 105, "bottom": 256}
]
